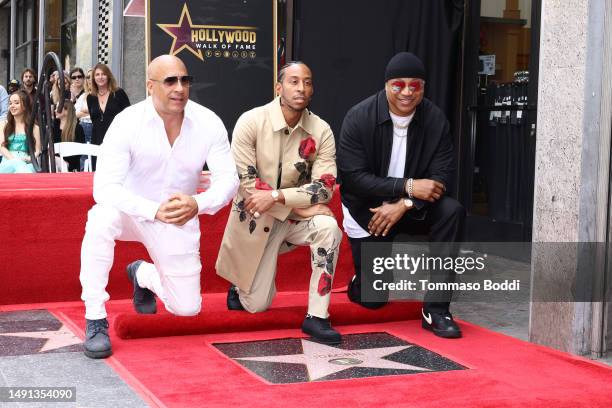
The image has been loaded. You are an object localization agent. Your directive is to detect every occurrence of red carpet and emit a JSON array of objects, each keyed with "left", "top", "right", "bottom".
[
  {"left": 114, "top": 295, "right": 421, "bottom": 339},
  {"left": 0, "top": 173, "right": 354, "bottom": 304},
  {"left": 4, "top": 175, "right": 612, "bottom": 407},
  {"left": 49, "top": 293, "right": 612, "bottom": 408}
]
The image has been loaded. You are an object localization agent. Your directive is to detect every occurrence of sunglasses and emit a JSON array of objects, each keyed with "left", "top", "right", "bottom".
[
  {"left": 71, "top": 74, "right": 84, "bottom": 79},
  {"left": 390, "top": 79, "right": 424, "bottom": 94},
  {"left": 150, "top": 75, "right": 194, "bottom": 87}
]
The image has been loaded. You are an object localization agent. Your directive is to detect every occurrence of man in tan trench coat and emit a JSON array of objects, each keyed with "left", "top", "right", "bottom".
[{"left": 216, "top": 62, "right": 343, "bottom": 344}]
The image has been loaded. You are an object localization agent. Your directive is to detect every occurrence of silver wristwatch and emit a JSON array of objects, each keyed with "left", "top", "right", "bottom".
[{"left": 271, "top": 190, "right": 280, "bottom": 201}]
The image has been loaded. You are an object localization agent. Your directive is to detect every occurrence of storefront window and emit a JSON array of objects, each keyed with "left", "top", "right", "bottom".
[
  {"left": 60, "top": 0, "right": 77, "bottom": 67},
  {"left": 14, "top": 0, "right": 38, "bottom": 75},
  {"left": 45, "top": 0, "right": 61, "bottom": 58}
]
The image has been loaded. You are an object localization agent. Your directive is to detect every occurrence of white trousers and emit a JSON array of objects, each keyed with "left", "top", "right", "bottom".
[{"left": 80, "top": 204, "right": 202, "bottom": 320}]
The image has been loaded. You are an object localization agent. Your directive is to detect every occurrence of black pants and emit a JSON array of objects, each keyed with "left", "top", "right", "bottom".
[{"left": 348, "top": 196, "right": 465, "bottom": 314}]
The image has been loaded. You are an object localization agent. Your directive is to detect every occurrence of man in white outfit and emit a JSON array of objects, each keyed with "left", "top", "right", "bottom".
[{"left": 80, "top": 55, "right": 239, "bottom": 359}]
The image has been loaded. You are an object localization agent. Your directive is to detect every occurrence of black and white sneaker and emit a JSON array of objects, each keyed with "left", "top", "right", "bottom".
[
  {"left": 126, "top": 260, "right": 157, "bottom": 314},
  {"left": 421, "top": 309, "right": 462, "bottom": 339}
]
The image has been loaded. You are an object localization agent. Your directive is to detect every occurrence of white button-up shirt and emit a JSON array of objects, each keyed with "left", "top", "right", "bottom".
[{"left": 94, "top": 97, "right": 238, "bottom": 221}]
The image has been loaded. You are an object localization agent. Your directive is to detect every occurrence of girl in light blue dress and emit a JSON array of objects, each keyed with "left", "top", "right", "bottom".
[{"left": 0, "top": 90, "right": 40, "bottom": 173}]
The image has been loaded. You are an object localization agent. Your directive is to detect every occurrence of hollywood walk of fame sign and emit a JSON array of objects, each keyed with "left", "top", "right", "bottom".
[
  {"left": 213, "top": 332, "right": 466, "bottom": 384},
  {"left": 147, "top": 0, "right": 277, "bottom": 131}
]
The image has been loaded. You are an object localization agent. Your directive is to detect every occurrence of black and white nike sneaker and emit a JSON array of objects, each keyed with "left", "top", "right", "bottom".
[{"left": 421, "top": 308, "right": 462, "bottom": 339}]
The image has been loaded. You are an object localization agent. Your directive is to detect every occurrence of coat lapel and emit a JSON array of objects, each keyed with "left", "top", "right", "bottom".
[{"left": 376, "top": 91, "right": 394, "bottom": 176}]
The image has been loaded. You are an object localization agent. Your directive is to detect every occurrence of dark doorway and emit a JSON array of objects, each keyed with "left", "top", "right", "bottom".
[
  {"left": 289, "top": 0, "right": 540, "bottom": 244},
  {"left": 459, "top": 0, "right": 541, "bottom": 243},
  {"left": 291, "top": 0, "right": 465, "bottom": 145}
]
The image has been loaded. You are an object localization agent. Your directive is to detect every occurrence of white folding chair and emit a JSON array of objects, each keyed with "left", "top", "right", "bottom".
[{"left": 54, "top": 142, "right": 100, "bottom": 172}]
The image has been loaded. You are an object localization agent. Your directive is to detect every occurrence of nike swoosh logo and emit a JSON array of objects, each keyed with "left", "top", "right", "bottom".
[{"left": 422, "top": 309, "right": 432, "bottom": 325}]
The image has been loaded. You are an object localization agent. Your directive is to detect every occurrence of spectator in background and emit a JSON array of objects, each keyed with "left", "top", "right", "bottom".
[
  {"left": 49, "top": 70, "right": 58, "bottom": 87},
  {"left": 7, "top": 79, "right": 20, "bottom": 95},
  {"left": 81, "top": 63, "right": 130, "bottom": 169},
  {"left": 53, "top": 100, "right": 85, "bottom": 172},
  {"left": 76, "top": 69, "right": 93, "bottom": 144},
  {"left": 20, "top": 68, "right": 37, "bottom": 107},
  {"left": 0, "top": 83, "right": 8, "bottom": 122},
  {"left": 69, "top": 67, "right": 86, "bottom": 103},
  {"left": 51, "top": 74, "right": 71, "bottom": 106},
  {"left": 0, "top": 91, "right": 40, "bottom": 173}
]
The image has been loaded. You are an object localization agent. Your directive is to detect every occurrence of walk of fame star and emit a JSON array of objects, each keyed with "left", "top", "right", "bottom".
[
  {"left": 214, "top": 332, "right": 466, "bottom": 384},
  {"left": 0, "top": 325, "right": 81, "bottom": 353},
  {"left": 237, "top": 339, "right": 431, "bottom": 381},
  {"left": 157, "top": 4, "right": 257, "bottom": 61}
]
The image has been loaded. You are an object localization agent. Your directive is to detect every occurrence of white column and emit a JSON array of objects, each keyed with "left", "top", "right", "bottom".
[
  {"left": 9, "top": 0, "right": 16, "bottom": 79},
  {"left": 37, "top": 0, "right": 45, "bottom": 75}
]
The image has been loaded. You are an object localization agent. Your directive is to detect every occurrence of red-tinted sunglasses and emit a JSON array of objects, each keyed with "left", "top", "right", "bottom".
[{"left": 390, "top": 80, "right": 424, "bottom": 94}]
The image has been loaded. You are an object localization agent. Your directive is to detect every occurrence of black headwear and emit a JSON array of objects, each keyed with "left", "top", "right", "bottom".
[{"left": 384, "top": 52, "right": 426, "bottom": 82}]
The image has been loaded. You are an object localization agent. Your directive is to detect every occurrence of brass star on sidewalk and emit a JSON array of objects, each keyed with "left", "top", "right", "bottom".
[
  {"left": 236, "top": 339, "right": 431, "bottom": 381},
  {"left": 0, "top": 325, "right": 81, "bottom": 353}
]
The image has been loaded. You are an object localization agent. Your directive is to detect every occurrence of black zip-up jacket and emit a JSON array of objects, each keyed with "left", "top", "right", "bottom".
[{"left": 337, "top": 90, "right": 455, "bottom": 231}]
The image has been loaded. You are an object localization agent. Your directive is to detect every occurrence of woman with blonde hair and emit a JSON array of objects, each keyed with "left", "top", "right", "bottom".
[
  {"left": 81, "top": 64, "right": 130, "bottom": 145},
  {"left": 53, "top": 99, "right": 85, "bottom": 172},
  {"left": 0, "top": 91, "right": 41, "bottom": 173},
  {"left": 75, "top": 68, "right": 93, "bottom": 144},
  {"left": 51, "top": 71, "right": 71, "bottom": 106}
]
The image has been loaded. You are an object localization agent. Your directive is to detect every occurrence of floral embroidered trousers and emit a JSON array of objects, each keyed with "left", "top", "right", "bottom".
[{"left": 237, "top": 214, "right": 342, "bottom": 318}]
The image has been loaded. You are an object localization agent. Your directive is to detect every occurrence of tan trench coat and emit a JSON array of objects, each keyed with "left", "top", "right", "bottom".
[{"left": 215, "top": 98, "right": 337, "bottom": 293}]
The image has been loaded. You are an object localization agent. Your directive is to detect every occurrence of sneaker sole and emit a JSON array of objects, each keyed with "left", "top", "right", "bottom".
[
  {"left": 84, "top": 349, "right": 112, "bottom": 359},
  {"left": 422, "top": 320, "right": 462, "bottom": 339},
  {"left": 302, "top": 331, "right": 342, "bottom": 345},
  {"left": 303, "top": 336, "right": 342, "bottom": 345}
]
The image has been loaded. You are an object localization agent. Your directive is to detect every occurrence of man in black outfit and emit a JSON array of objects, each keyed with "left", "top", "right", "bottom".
[{"left": 337, "top": 52, "right": 465, "bottom": 339}]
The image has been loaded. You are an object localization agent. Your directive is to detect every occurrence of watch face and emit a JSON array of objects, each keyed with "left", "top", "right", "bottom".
[
  {"left": 271, "top": 190, "right": 279, "bottom": 199},
  {"left": 404, "top": 199, "right": 413, "bottom": 208}
]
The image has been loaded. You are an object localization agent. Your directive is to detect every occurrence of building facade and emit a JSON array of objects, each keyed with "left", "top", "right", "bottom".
[{"left": 0, "top": 0, "right": 610, "bottom": 358}]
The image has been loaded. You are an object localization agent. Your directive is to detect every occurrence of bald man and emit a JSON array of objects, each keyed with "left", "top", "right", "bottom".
[{"left": 79, "top": 55, "right": 239, "bottom": 359}]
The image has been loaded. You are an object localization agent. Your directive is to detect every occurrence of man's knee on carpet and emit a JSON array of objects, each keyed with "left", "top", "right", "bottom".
[
  {"left": 164, "top": 292, "right": 202, "bottom": 316},
  {"left": 239, "top": 293, "right": 273, "bottom": 314},
  {"left": 155, "top": 255, "right": 202, "bottom": 316}
]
